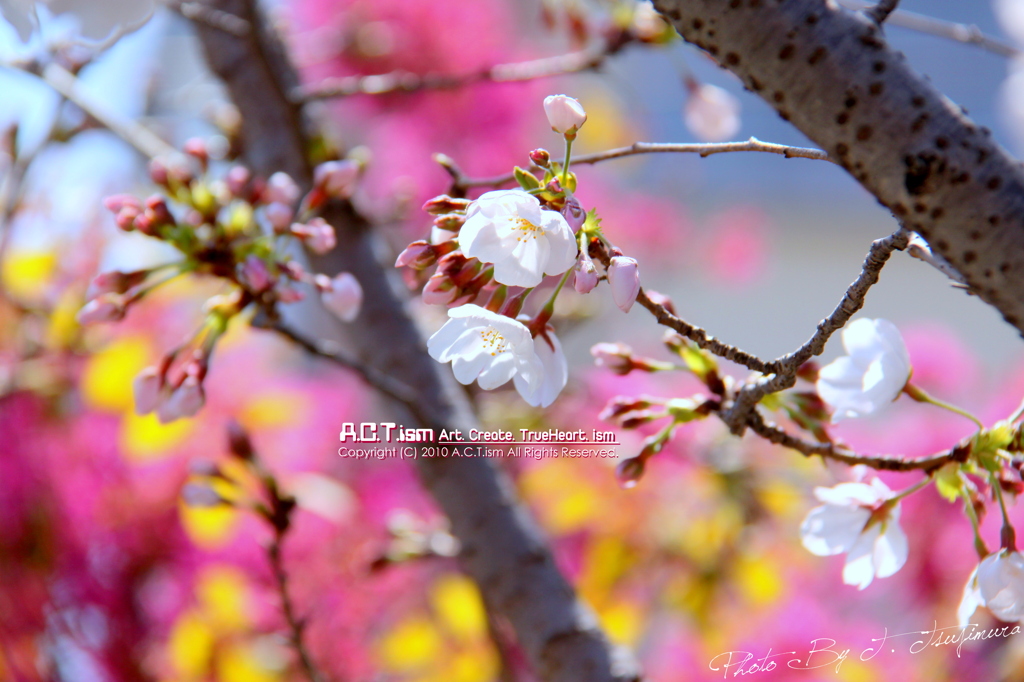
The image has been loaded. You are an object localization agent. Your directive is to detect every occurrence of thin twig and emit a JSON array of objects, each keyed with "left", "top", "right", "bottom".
[
  {"left": 297, "top": 40, "right": 625, "bottom": 102},
  {"left": 839, "top": 0, "right": 1019, "bottom": 57},
  {"left": 441, "top": 137, "right": 832, "bottom": 193},
  {"left": 744, "top": 409, "right": 967, "bottom": 472},
  {"left": 634, "top": 288, "right": 773, "bottom": 374},
  {"left": 267, "top": 530, "right": 324, "bottom": 682},
  {"left": 722, "top": 227, "right": 910, "bottom": 432},
  {"left": 27, "top": 62, "right": 178, "bottom": 159},
  {"left": 864, "top": 0, "right": 900, "bottom": 26}
]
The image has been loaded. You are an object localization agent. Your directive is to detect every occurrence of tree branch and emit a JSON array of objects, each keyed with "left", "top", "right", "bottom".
[
  {"left": 744, "top": 408, "right": 968, "bottom": 472},
  {"left": 652, "top": 0, "right": 1024, "bottom": 338},
  {"left": 439, "top": 137, "right": 832, "bottom": 194},
  {"left": 191, "top": 2, "right": 640, "bottom": 680},
  {"left": 839, "top": 0, "right": 1019, "bottom": 58},
  {"left": 297, "top": 39, "right": 628, "bottom": 102}
]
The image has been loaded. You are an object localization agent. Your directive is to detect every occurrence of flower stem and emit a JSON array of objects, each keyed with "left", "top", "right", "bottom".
[
  {"left": 963, "top": 489, "right": 989, "bottom": 559},
  {"left": 562, "top": 136, "right": 574, "bottom": 187},
  {"left": 990, "top": 470, "right": 1016, "bottom": 551},
  {"left": 903, "top": 383, "right": 984, "bottom": 430},
  {"left": 542, "top": 266, "right": 575, "bottom": 315},
  {"left": 891, "top": 475, "right": 931, "bottom": 502}
]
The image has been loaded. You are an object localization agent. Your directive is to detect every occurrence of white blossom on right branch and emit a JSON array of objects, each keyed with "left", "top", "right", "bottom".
[{"left": 816, "top": 318, "right": 912, "bottom": 422}]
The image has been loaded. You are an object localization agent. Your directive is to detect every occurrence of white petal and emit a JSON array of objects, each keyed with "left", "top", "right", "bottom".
[
  {"left": 800, "top": 504, "right": 870, "bottom": 556},
  {"left": 958, "top": 569, "right": 983, "bottom": 628},
  {"left": 978, "top": 551, "right": 1024, "bottom": 621},
  {"left": 873, "top": 518, "right": 908, "bottom": 578},
  {"left": 813, "top": 481, "right": 889, "bottom": 507},
  {"left": 843, "top": 524, "right": 882, "bottom": 589},
  {"left": 451, "top": 343, "right": 492, "bottom": 385},
  {"left": 476, "top": 352, "right": 516, "bottom": 390},
  {"left": 540, "top": 211, "right": 579, "bottom": 276},
  {"left": 531, "top": 332, "right": 568, "bottom": 407},
  {"left": 491, "top": 231, "right": 548, "bottom": 287},
  {"left": 842, "top": 318, "right": 887, "bottom": 366},
  {"left": 427, "top": 318, "right": 472, "bottom": 361}
]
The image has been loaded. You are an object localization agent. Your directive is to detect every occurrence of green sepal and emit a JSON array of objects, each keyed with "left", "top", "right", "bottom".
[{"left": 514, "top": 166, "right": 541, "bottom": 191}]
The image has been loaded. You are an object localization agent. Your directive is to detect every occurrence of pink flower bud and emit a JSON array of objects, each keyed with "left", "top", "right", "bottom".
[
  {"left": 265, "top": 202, "right": 294, "bottom": 232},
  {"left": 422, "top": 195, "right": 471, "bottom": 215},
  {"left": 148, "top": 158, "right": 169, "bottom": 186},
  {"left": 314, "top": 160, "right": 360, "bottom": 199},
  {"left": 422, "top": 273, "right": 457, "bottom": 305},
  {"left": 529, "top": 148, "right": 551, "bottom": 167},
  {"left": 183, "top": 137, "right": 209, "bottom": 168},
  {"left": 615, "top": 457, "right": 645, "bottom": 489},
  {"left": 291, "top": 217, "right": 337, "bottom": 255},
  {"left": 432, "top": 214, "right": 465, "bottom": 234},
  {"left": 87, "top": 270, "right": 148, "bottom": 299},
  {"left": 561, "top": 191, "right": 586, "bottom": 231},
  {"left": 684, "top": 83, "right": 741, "bottom": 143},
  {"left": 599, "top": 395, "right": 656, "bottom": 422},
  {"left": 226, "top": 165, "right": 251, "bottom": 197},
  {"left": 133, "top": 367, "right": 163, "bottom": 415},
  {"left": 265, "top": 172, "right": 300, "bottom": 206},
  {"left": 322, "top": 272, "right": 363, "bottom": 322},
  {"left": 239, "top": 255, "right": 273, "bottom": 293},
  {"left": 573, "top": 257, "right": 598, "bottom": 294},
  {"left": 133, "top": 212, "right": 157, "bottom": 236},
  {"left": 103, "top": 194, "right": 142, "bottom": 214},
  {"left": 395, "top": 241, "right": 435, "bottom": 269},
  {"left": 76, "top": 293, "right": 127, "bottom": 325},
  {"left": 157, "top": 376, "right": 205, "bottom": 423},
  {"left": 607, "top": 256, "right": 640, "bottom": 313},
  {"left": 145, "top": 195, "right": 174, "bottom": 227},
  {"left": 543, "top": 94, "right": 587, "bottom": 136},
  {"left": 591, "top": 342, "right": 634, "bottom": 375}
]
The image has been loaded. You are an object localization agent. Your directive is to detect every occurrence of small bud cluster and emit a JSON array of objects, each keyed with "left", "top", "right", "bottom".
[{"left": 80, "top": 142, "right": 367, "bottom": 421}]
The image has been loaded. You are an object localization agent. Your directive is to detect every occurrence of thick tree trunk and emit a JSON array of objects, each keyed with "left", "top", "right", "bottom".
[
  {"left": 191, "top": 1, "right": 640, "bottom": 680},
  {"left": 654, "top": 0, "right": 1024, "bottom": 336}
]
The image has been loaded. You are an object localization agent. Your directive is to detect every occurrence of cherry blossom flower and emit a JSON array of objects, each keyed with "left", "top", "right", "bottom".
[
  {"left": 543, "top": 94, "right": 587, "bottom": 136},
  {"left": 428, "top": 304, "right": 566, "bottom": 406},
  {"left": 322, "top": 272, "right": 363, "bottom": 322},
  {"left": 157, "top": 376, "right": 205, "bottom": 424},
  {"left": 960, "top": 550, "right": 1024, "bottom": 625},
  {"left": 607, "top": 256, "right": 640, "bottom": 313},
  {"left": 457, "top": 189, "right": 577, "bottom": 288},
  {"left": 684, "top": 83, "right": 741, "bottom": 142},
  {"left": 800, "top": 478, "right": 908, "bottom": 590},
  {"left": 816, "top": 318, "right": 912, "bottom": 422}
]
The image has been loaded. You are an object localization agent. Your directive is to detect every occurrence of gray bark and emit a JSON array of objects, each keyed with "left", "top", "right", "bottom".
[
  {"left": 654, "top": 0, "right": 1024, "bottom": 336},
  {"left": 190, "top": 1, "right": 640, "bottom": 680}
]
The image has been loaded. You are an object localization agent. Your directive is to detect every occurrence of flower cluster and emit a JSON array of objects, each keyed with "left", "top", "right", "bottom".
[
  {"left": 397, "top": 95, "right": 646, "bottom": 408},
  {"left": 78, "top": 139, "right": 366, "bottom": 420}
]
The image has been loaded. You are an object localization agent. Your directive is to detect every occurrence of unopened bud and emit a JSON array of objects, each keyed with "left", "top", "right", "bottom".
[
  {"left": 422, "top": 195, "right": 471, "bottom": 215},
  {"left": 615, "top": 457, "right": 645, "bottom": 489},
  {"left": 529, "top": 148, "right": 551, "bottom": 168}
]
